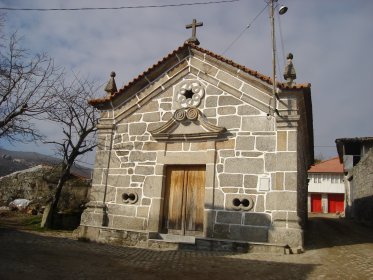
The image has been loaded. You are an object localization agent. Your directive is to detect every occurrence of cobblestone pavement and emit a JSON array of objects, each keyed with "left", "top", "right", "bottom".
[{"left": 0, "top": 214, "right": 372, "bottom": 280}]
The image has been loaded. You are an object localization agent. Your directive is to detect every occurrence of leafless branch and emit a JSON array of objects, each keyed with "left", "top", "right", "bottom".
[
  {"left": 43, "top": 75, "right": 99, "bottom": 226},
  {"left": 0, "top": 31, "right": 62, "bottom": 142}
]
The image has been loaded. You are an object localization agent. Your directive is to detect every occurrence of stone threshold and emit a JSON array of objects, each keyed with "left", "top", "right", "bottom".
[
  {"left": 148, "top": 232, "right": 196, "bottom": 244},
  {"left": 77, "top": 226, "right": 290, "bottom": 254},
  {"left": 147, "top": 233, "right": 288, "bottom": 254}
]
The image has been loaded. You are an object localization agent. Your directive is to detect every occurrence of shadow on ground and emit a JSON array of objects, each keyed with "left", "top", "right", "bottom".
[
  {"left": 305, "top": 214, "right": 373, "bottom": 250},
  {"left": 0, "top": 227, "right": 317, "bottom": 280}
]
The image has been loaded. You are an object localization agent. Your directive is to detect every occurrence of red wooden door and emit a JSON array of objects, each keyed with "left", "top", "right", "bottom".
[
  {"left": 311, "top": 194, "right": 322, "bottom": 213},
  {"left": 328, "top": 194, "right": 344, "bottom": 213},
  {"left": 163, "top": 165, "right": 205, "bottom": 236}
]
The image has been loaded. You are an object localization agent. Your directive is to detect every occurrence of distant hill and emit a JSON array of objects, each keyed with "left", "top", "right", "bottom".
[{"left": 0, "top": 147, "right": 92, "bottom": 178}]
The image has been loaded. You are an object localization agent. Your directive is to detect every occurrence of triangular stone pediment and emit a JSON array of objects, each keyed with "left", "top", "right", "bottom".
[
  {"left": 149, "top": 107, "right": 226, "bottom": 141},
  {"left": 91, "top": 43, "right": 290, "bottom": 111},
  {"left": 91, "top": 43, "right": 310, "bottom": 132}
]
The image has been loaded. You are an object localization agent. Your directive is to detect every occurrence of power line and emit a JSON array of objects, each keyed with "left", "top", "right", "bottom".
[
  {"left": 0, "top": 0, "right": 240, "bottom": 12},
  {"left": 222, "top": 2, "right": 269, "bottom": 55}
]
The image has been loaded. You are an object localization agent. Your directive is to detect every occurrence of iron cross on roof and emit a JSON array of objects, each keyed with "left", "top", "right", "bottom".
[{"left": 185, "top": 19, "right": 203, "bottom": 45}]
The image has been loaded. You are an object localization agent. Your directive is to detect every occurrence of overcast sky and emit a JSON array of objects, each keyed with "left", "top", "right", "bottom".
[{"left": 0, "top": 0, "right": 372, "bottom": 166}]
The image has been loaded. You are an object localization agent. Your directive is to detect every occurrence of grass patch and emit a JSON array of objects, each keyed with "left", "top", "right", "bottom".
[
  {"left": 0, "top": 211, "right": 76, "bottom": 234},
  {"left": 0, "top": 211, "right": 45, "bottom": 231},
  {"left": 21, "top": 215, "right": 46, "bottom": 231}
]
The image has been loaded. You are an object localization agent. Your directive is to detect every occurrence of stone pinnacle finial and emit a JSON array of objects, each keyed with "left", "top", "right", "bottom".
[
  {"left": 283, "top": 53, "right": 296, "bottom": 86},
  {"left": 104, "top": 71, "right": 118, "bottom": 95},
  {"left": 185, "top": 19, "right": 203, "bottom": 46}
]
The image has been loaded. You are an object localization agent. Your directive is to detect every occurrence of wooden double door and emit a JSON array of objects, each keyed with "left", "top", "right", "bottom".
[{"left": 162, "top": 165, "right": 205, "bottom": 236}]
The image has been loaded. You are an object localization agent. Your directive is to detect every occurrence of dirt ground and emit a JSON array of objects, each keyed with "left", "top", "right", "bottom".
[{"left": 0, "top": 211, "right": 373, "bottom": 280}]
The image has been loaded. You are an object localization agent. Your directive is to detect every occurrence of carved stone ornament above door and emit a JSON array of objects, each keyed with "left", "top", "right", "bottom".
[
  {"left": 176, "top": 80, "right": 205, "bottom": 108},
  {"left": 149, "top": 108, "right": 226, "bottom": 141}
]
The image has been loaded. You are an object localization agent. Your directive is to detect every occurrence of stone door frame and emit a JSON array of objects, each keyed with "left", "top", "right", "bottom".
[
  {"left": 147, "top": 143, "right": 216, "bottom": 237},
  {"left": 162, "top": 165, "right": 206, "bottom": 236}
]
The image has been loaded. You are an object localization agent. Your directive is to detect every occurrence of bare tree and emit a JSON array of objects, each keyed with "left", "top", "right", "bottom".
[
  {"left": 0, "top": 12, "right": 6, "bottom": 43},
  {"left": 42, "top": 76, "right": 99, "bottom": 227},
  {"left": 0, "top": 33, "right": 61, "bottom": 141}
]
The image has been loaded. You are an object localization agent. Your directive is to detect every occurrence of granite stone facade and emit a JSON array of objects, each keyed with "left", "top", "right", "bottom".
[{"left": 78, "top": 43, "right": 313, "bottom": 250}]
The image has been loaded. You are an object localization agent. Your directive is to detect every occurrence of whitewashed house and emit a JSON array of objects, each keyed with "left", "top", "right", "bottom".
[{"left": 308, "top": 157, "right": 344, "bottom": 213}]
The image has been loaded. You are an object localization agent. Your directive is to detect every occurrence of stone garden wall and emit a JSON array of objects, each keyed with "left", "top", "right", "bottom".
[
  {"left": 0, "top": 165, "right": 90, "bottom": 212},
  {"left": 351, "top": 149, "right": 373, "bottom": 226}
]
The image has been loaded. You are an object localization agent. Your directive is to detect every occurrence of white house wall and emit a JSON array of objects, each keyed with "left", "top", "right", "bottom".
[{"left": 308, "top": 173, "right": 344, "bottom": 194}]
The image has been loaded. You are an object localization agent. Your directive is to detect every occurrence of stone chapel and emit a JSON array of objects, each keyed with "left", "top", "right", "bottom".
[{"left": 78, "top": 32, "right": 314, "bottom": 251}]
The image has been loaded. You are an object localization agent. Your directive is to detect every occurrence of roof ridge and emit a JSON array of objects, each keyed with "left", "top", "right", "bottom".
[
  {"left": 316, "top": 156, "right": 340, "bottom": 164},
  {"left": 308, "top": 157, "right": 343, "bottom": 173},
  {"left": 90, "top": 42, "right": 311, "bottom": 106},
  {"left": 191, "top": 43, "right": 311, "bottom": 89}
]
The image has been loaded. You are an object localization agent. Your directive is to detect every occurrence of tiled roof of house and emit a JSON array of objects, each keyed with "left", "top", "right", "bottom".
[
  {"left": 335, "top": 137, "right": 373, "bottom": 143},
  {"left": 308, "top": 157, "right": 344, "bottom": 174},
  {"left": 90, "top": 42, "right": 311, "bottom": 105}
]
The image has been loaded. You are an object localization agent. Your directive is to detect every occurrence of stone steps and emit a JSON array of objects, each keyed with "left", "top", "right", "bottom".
[
  {"left": 147, "top": 233, "right": 287, "bottom": 254},
  {"left": 149, "top": 233, "right": 196, "bottom": 243}
]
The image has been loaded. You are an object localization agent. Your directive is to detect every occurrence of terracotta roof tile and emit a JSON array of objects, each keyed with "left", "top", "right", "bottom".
[
  {"left": 191, "top": 44, "right": 310, "bottom": 90},
  {"left": 90, "top": 42, "right": 310, "bottom": 106},
  {"left": 308, "top": 157, "right": 344, "bottom": 173}
]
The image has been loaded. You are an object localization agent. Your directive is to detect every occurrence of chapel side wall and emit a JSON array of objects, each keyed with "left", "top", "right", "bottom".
[
  {"left": 297, "top": 94, "right": 313, "bottom": 226},
  {"left": 296, "top": 105, "right": 308, "bottom": 228}
]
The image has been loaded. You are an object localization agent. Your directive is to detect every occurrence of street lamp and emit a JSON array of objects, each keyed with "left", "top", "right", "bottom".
[{"left": 279, "top": 5, "right": 288, "bottom": 15}]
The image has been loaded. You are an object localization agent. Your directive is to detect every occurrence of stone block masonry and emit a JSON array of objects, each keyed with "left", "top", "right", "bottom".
[
  {"left": 0, "top": 165, "right": 90, "bottom": 212},
  {"left": 350, "top": 150, "right": 373, "bottom": 225},
  {"left": 80, "top": 45, "right": 313, "bottom": 251}
]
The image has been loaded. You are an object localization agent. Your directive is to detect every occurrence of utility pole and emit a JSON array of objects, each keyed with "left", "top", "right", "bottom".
[{"left": 270, "top": 0, "right": 277, "bottom": 116}]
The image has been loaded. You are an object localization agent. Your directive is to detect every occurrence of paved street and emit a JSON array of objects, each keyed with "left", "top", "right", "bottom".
[{"left": 0, "top": 214, "right": 372, "bottom": 280}]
